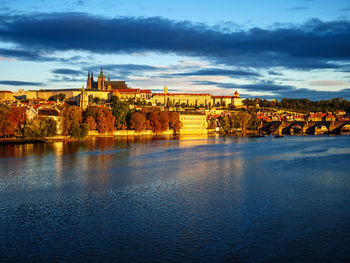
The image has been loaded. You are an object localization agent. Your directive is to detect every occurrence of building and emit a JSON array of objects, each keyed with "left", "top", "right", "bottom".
[
  {"left": 179, "top": 112, "right": 207, "bottom": 135},
  {"left": 151, "top": 86, "right": 213, "bottom": 107},
  {"left": 79, "top": 85, "right": 89, "bottom": 110},
  {"left": 112, "top": 88, "right": 152, "bottom": 101},
  {"left": 86, "top": 67, "right": 128, "bottom": 91},
  {"left": 232, "top": 90, "right": 243, "bottom": 107},
  {"left": 0, "top": 91, "right": 14, "bottom": 101}
]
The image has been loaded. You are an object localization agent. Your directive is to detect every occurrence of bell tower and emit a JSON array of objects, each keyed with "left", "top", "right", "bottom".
[
  {"left": 98, "top": 66, "right": 105, "bottom": 91},
  {"left": 86, "top": 71, "right": 91, "bottom": 90}
]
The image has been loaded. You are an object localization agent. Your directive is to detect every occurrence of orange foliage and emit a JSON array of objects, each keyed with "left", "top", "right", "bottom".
[
  {"left": 96, "top": 107, "right": 115, "bottom": 133},
  {"left": 130, "top": 112, "right": 147, "bottom": 132},
  {"left": 0, "top": 106, "right": 27, "bottom": 137},
  {"left": 86, "top": 116, "right": 97, "bottom": 130},
  {"left": 61, "top": 106, "right": 83, "bottom": 136}
]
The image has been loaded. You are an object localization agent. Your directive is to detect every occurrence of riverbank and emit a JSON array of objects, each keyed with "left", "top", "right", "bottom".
[{"left": 0, "top": 137, "right": 86, "bottom": 145}]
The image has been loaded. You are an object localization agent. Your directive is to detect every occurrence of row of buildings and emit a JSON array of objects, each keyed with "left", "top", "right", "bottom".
[{"left": 0, "top": 67, "right": 243, "bottom": 110}]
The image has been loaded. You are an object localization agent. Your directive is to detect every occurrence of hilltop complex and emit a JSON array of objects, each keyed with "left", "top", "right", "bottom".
[{"left": 0, "top": 67, "right": 243, "bottom": 109}]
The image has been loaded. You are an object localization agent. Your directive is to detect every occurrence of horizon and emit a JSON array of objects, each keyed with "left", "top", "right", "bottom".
[{"left": 0, "top": 0, "right": 350, "bottom": 100}]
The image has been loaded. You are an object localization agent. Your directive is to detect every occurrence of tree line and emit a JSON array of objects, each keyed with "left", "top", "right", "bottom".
[
  {"left": 244, "top": 97, "right": 350, "bottom": 112},
  {"left": 0, "top": 97, "right": 181, "bottom": 138},
  {"left": 218, "top": 111, "right": 259, "bottom": 135}
]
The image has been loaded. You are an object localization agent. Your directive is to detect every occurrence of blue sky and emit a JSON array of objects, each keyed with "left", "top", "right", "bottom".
[{"left": 0, "top": 0, "right": 349, "bottom": 99}]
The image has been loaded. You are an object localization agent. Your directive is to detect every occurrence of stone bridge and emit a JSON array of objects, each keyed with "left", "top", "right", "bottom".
[{"left": 261, "top": 121, "right": 350, "bottom": 135}]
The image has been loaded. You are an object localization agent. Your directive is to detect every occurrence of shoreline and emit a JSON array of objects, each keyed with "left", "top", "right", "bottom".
[{"left": 0, "top": 133, "right": 346, "bottom": 145}]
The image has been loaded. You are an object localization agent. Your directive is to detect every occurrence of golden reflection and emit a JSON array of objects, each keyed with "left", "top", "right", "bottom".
[{"left": 53, "top": 142, "right": 64, "bottom": 184}]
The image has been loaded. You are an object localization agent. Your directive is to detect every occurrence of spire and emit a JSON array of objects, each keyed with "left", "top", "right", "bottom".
[
  {"left": 108, "top": 72, "right": 110, "bottom": 82},
  {"left": 99, "top": 66, "right": 104, "bottom": 77},
  {"left": 164, "top": 85, "right": 168, "bottom": 94}
]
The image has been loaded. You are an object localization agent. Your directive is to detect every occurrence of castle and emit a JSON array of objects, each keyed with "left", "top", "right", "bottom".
[
  {"left": 1, "top": 66, "right": 244, "bottom": 110},
  {"left": 86, "top": 66, "right": 128, "bottom": 91}
]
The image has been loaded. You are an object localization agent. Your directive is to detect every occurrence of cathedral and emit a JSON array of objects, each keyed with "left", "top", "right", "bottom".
[{"left": 86, "top": 66, "right": 128, "bottom": 91}]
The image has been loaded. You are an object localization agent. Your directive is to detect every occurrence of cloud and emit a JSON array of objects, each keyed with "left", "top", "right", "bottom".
[
  {"left": 0, "top": 47, "right": 85, "bottom": 62},
  {"left": 268, "top": 70, "right": 283, "bottom": 76},
  {"left": 172, "top": 68, "right": 260, "bottom": 77},
  {"left": 0, "top": 48, "right": 45, "bottom": 61},
  {"left": 0, "top": 13, "right": 349, "bottom": 71},
  {"left": 193, "top": 80, "right": 350, "bottom": 100},
  {"left": 309, "top": 80, "right": 350, "bottom": 86},
  {"left": 0, "top": 80, "right": 43, "bottom": 86},
  {"left": 52, "top": 68, "right": 83, "bottom": 75}
]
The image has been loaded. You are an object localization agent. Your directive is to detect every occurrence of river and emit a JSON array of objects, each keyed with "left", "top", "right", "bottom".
[{"left": 0, "top": 136, "right": 349, "bottom": 262}]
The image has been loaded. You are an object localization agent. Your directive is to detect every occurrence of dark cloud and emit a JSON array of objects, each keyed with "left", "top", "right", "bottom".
[
  {"left": 80, "top": 64, "right": 162, "bottom": 80},
  {"left": 268, "top": 70, "right": 283, "bottom": 76},
  {"left": 52, "top": 68, "right": 83, "bottom": 75},
  {"left": 172, "top": 68, "right": 260, "bottom": 77},
  {"left": 0, "top": 48, "right": 46, "bottom": 61},
  {"left": 0, "top": 80, "right": 43, "bottom": 86},
  {"left": 0, "top": 13, "right": 349, "bottom": 70},
  {"left": 193, "top": 80, "right": 350, "bottom": 100},
  {"left": 0, "top": 47, "right": 84, "bottom": 62}
]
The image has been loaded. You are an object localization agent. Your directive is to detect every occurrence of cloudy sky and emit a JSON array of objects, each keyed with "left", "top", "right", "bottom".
[{"left": 0, "top": 0, "right": 349, "bottom": 99}]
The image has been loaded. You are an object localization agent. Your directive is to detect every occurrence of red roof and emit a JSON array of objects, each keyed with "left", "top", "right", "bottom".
[
  {"left": 213, "top": 96, "right": 232, "bottom": 98},
  {"left": 0, "top": 90, "right": 12, "bottom": 93},
  {"left": 140, "top": 90, "right": 152, "bottom": 93},
  {"left": 153, "top": 93, "right": 211, "bottom": 96}
]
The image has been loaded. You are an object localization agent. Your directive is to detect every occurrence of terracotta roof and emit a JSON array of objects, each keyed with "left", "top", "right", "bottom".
[
  {"left": 0, "top": 90, "right": 12, "bottom": 93},
  {"left": 153, "top": 93, "right": 211, "bottom": 96},
  {"left": 213, "top": 96, "right": 232, "bottom": 98}
]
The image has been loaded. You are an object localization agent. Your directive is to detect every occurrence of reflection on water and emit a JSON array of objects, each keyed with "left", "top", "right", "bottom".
[{"left": 0, "top": 136, "right": 350, "bottom": 262}]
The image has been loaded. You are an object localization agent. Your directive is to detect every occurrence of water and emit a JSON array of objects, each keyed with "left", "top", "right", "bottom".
[{"left": 0, "top": 136, "right": 349, "bottom": 262}]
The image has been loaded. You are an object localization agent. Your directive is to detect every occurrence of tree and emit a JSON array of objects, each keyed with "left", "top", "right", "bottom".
[
  {"left": 61, "top": 105, "right": 85, "bottom": 137},
  {"left": 237, "top": 111, "right": 250, "bottom": 135},
  {"left": 218, "top": 115, "right": 231, "bottom": 134},
  {"left": 23, "top": 118, "right": 57, "bottom": 138},
  {"left": 85, "top": 116, "right": 97, "bottom": 130},
  {"left": 130, "top": 112, "right": 147, "bottom": 132},
  {"left": 247, "top": 111, "right": 259, "bottom": 131},
  {"left": 148, "top": 111, "right": 161, "bottom": 133},
  {"left": 111, "top": 98, "right": 130, "bottom": 129},
  {"left": 0, "top": 105, "right": 27, "bottom": 138},
  {"left": 158, "top": 111, "right": 169, "bottom": 132},
  {"left": 96, "top": 107, "right": 115, "bottom": 133},
  {"left": 169, "top": 112, "right": 181, "bottom": 132}
]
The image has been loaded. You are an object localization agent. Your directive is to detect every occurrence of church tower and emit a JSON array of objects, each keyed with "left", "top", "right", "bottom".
[
  {"left": 80, "top": 85, "right": 88, "bottom": 110},
  {"left": 86, "top": 71, "right": 92, "bottom": 90},
  {"left": 163, "top": 85, "right": 168, "bottom": 94},
  {"left": 98, "top": 66, "right": 106, "bottom": 91}
]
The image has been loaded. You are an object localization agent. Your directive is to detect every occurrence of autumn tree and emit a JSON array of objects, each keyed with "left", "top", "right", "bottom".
[
  {"left": 0, "top": 105, "right": 27, "bottom": 137},
  {"left": 83, "top": 106, "right": 99, "bottom": 130},
  {"left": 61, "top": 105, "right": 87, "bottom": 138},
  {"left": 148, "top": 111, "right": 161, "bottom": 133},
  {"left": 169, "top": 112, "right": 181, "bottom": 132},
  {"left": 130, "top": 112, "right": 147, "bottom": 132},
  {"left": 96, "top": 107, "right": 115, "bottom": 133},
  {"left": 85, "top": 116, "right": 97, "bottom": 130},
  {"left": 158, "top": 111, "right": 169, "bottom": 132}
]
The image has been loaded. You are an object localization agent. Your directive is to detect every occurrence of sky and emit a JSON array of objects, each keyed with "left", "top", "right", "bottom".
[{"left": 0, "top": 0, "right": 349, "bottom": 100}]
